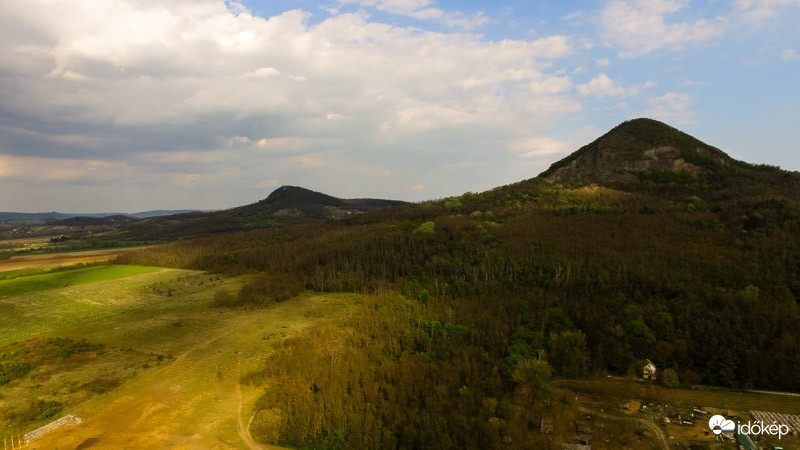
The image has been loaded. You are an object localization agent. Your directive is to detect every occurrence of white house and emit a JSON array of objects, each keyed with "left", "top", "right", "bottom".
[{"left": 642, "top": 359, "right": 657, "bottom": 380}]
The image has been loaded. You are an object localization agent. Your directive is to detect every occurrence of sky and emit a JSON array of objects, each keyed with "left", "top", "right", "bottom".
[{"left": 1, "top": 0, "right": 799, "bottom": 212}]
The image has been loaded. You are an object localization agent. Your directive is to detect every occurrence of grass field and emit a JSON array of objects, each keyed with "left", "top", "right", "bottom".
[
  {"left": 0, "top": 264, "right": 158, "bottom": 298},
  {"left": 0, "top": 266, "right": 166, "bottom": 347},
  {"left": 0, "top": 247, "right": 147, "bottom": 272},
  {"left": 0, "top": 259, "right": 361, "bottom": 448}
]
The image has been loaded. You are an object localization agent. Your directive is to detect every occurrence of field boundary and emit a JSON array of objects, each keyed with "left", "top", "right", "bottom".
[
  {"left": 24, "top": 414, "right": 82, "bottom": 443},
  {"left": 0, "top": 247, "right": 150, "bottom": 272}
]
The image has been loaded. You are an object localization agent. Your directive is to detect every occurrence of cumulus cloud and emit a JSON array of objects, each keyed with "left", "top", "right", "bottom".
[
  {"left": 0, "top": 0, "right": 580, "bottom": 209},
  {"left": 599, "top": 0, "right": 725, "bottom": 56},
  {"left": 0, "top": 155, "right": 131, "bottom": 184},
  {"left": 577, "top": 73, "right": 656, "bottom": 97},
  {"left": 337, "top": 0, "right": 488, "bottom": 29},
  {"left": 643, "top": 92, "right": 696, "bottom": 124},
  {"left": 509, "top": 137, "right": 571, "bottom": 159},
  {"left": 241, "top": 67, "right": 282, "bottom": 79}
]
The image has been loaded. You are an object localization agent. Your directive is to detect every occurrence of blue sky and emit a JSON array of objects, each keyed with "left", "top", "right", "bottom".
[{"left": 0, "top": 0, "right": 799, "bottom": 212}]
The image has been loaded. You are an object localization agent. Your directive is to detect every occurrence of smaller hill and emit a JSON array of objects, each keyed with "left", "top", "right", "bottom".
[
  {"left": 116, "top": 186, "right": 407, "bottom": 240},
  {"left": 227, "top": 185, "right": 406, "bottom": 222}
]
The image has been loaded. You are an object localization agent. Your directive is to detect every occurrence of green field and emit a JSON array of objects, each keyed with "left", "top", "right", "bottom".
[
  {"left": 0, "top": 265, "right": 166, "bottom": 347},
  {"left": 0, "top": 261, "right": 359, "bottom": 448},
  {"left": 0, "top": 264, "right": 158, "bottom": 298},
  {"left": 0, "top": 267, "right": 49, "bottom": 280}
]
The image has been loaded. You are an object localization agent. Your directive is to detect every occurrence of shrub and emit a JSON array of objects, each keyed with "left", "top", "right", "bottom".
[
  {"left": 216, "top": 274, "right": 305, "bottom": 308},
  {"left": 81, "top": 376, "right": 122, "bottom": 394},
  {"left": 9, "top": 399, "right": 64, "bottom": 423},
  {"left": 660, "top": 368, "right": 680, "bottom": 388},
  {"left": 212, "top": 289, "right": 238, "bottom": 307},
  {"left": 413, "top": 221, "right": 435, "bottom": 235}
]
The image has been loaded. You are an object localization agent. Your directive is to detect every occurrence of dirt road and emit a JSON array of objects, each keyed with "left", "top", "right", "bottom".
[{"left": 579, "top": 406, "right": 670, "bottom": 450}]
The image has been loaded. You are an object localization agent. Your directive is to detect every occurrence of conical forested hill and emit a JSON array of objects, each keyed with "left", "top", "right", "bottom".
[
  {"left": 114, "top": 185, "right": 407, "bottom": 240},
  {"left": 540, "top": 118, "right": 800, "bottom": 199}
]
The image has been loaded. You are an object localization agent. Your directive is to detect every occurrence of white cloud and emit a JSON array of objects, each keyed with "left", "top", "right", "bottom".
[
  {"left": 578, "top": 73, "right": 625, "bottom": 97},
  {"left": 0, "top": 0, "right": 584, "bottom": 209},
  {"left": 292, "top": 154, "right": 328, "bottom": 168},
  {"left": 577, "top": 73, "right": 656, "bottom": 97},
  {"left": 529, "top": 77, "right": 573, "bottom": 96},
  {"left": 509, "top": 137, "right": 571, "bottom": 159},
  {"left": 782, "top": 49, "right": 800, "bottom": 60},
  {"left": 442, "top": 11, "right": 489, "bottom": 29},
  {"left": 337, "top": 0, "right": 488, "bottom": 29},
  {"left": 0, "top": 154, "right": 131, "bottom": 183},
  {"left": 241, "top": 67, "right": 282, "bottom": 79},
  {"left": 599, "top": 0, "right": 725, "bottom": 56},
  {"left": 736, "top": 0, "right": 800, "bottom": 21},
  {"left": 643, "top": 92, "right": 696, "bottom": 124}
]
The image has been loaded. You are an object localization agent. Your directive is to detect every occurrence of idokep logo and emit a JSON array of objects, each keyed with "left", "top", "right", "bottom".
[
  {"left": 708, "top": 414, "right": 791, "bottom": 439},
  {"left": 708, "top": 415, "right": 735, "bottom": 435}
]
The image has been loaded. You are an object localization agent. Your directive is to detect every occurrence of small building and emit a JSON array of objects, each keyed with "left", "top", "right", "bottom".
[{"left": 642, "top": 359, "right": 657, "bottom": 380}]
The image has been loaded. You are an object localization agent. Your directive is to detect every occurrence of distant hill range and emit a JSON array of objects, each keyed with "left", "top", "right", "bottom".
[
  {"left": 1, "top": 186, "right": 407, "bottom": 241},
  {"left": 6, "top": 119, "right": 798, "bottom": 243},
  {"left": 0, "top": 210, "right": 198, "bottom": 221}
]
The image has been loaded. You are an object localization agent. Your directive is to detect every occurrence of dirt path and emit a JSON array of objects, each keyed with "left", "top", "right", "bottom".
[
  {"left": 237, "top": 355, "right": 263, "bottom": 450},
  {"left": 579, "top": 406, "right": 670, "bottom": 450}
]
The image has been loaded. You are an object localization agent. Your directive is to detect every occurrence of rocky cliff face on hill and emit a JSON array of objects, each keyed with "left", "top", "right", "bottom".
[{"left": 541, "top": 118, "right": 735, "bottom": 185}]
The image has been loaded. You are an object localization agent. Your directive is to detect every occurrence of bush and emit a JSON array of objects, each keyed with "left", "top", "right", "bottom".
[
  {"left": 215, "top": 274, "right": 304, "bottom": 308},
  {"left": 81, "top": 376, "right": 122, "bottom": 394},
  {"left": 211, "top": 289, "right": 238, "bottom": 307},
  {"left": 9, "top": 399, "right": 64, "bottom": 423},
  {"left": 0, "top": 361, "right": 31, "bottom": 384},
  {"left": 413, "top": 221, "right": 435, "bottom": 235},
  {"left": 660, "top": 368, "right": 680, "bottom": 388}
]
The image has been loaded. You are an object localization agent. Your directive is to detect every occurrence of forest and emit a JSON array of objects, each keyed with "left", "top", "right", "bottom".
[{"left": 118, "top": 119, "right": 800, "bottom": 448}]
